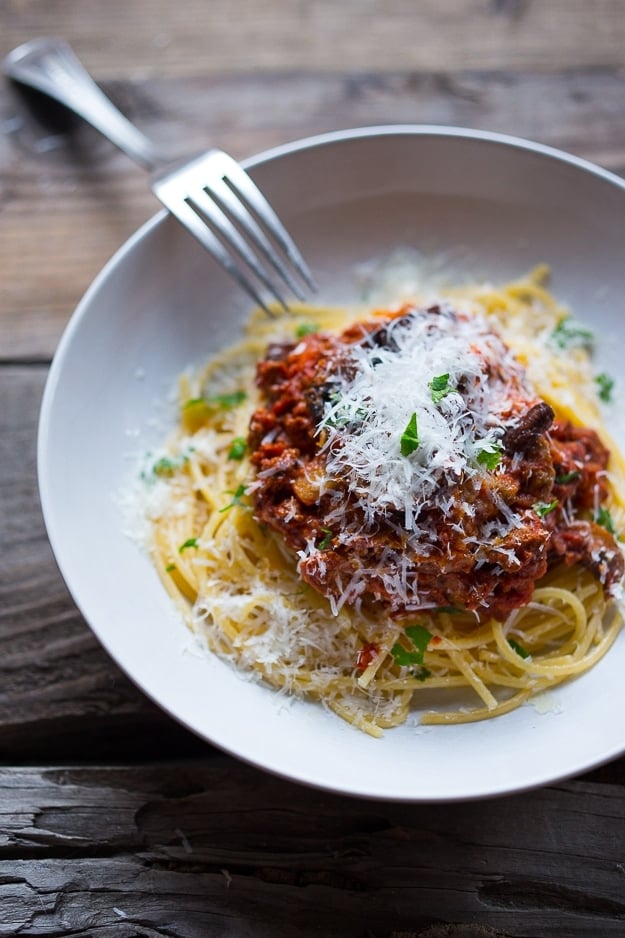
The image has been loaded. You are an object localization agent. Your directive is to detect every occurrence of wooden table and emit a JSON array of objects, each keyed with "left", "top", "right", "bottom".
[{"left": 3, "top": 2, "right": 625, "bottom": 934}]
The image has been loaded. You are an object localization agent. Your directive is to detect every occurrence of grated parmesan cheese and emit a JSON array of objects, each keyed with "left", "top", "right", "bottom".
[{"left": 317, "top": 305, "right": 528, "bottom": 542}]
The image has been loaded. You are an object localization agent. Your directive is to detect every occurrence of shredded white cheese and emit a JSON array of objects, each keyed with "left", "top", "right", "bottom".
[{"left": 317, "top": 304, "right": 527, "bottom": 540}]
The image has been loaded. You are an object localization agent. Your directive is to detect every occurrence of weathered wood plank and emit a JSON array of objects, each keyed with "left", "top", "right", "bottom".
[
  {"left": 4, "top": 0, "right": 625, "bottom": 76},
  {"left": 1, "top": 762, "right": 625, "bottom": 936},
  {"left": 3, "top": 5, "right": 625, "bottom": 934},
  {"left": 3, "top": 68, "right": 625, "bottom": 360},
  {"left": 0, "top": 366, "right": 207, "bottom": 760}
]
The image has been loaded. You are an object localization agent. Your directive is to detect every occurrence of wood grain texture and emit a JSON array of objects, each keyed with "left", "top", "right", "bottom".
[
  {"left": 4, "top": 3, "right": 625, "bottom": 933},
  {"left": 1, "top": 762, "right": 625, "bottom": 936},
  {"left": 3, "top": 68, "right": 625, "bottom": 360},
  {"left": 4, "top": 0, "right": 625, "bottom": 77},
  {"left": 0, "top": 366, "right": 208, "bottom": 761}
]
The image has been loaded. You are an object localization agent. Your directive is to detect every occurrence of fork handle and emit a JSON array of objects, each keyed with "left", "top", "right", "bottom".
[{"left": 3, "top": 37, "right": 161, "bottom": 171}]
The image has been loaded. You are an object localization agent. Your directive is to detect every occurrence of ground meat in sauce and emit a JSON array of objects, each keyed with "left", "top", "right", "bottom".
[{"left": 248, "top": 308, "right": 624, "bottom": 621}]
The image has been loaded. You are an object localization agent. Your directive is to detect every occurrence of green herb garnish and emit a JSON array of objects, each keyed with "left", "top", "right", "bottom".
[
  {"left": 550, "top": 317, "right": 594, "bottom": 351},
  {"left": 400, "top": 412, "right": 419, "bottom": 456},
  {"left": 429, "top": 373, "right": 452, "bottom": 404},
  {"left": 405, "top": 625, "right": 433, "bottom": 657},
  {"left": 596, "top": 372, "right": 615, "bottom": 403},
  {"left": 178, "top": 538, "right": 199, "bottom": 554},
  {"left": 476, "top": 440, "right": 503, "bottom": 471},
  {"left": 508, "top": 638, "right": 530, "bottom": 659},
  {"left": 555, "top": 470, "right": 581, "bottom": 485},
  {"left": 391, "top": 624, "right": 432, "bottom": 667},
  {"left": 595, "top": 506, "right": 616, "bottom": 535},
  {"left": 390, "top": 644, "right": 422, "bottom": 667},
  {"left": 183, "top": 390, "right": 247, "bottom": 412},
  {"left": 228, "top": 437, "right": 247, "bottom": 460},
  {"left": 318, "top": 528, "right": 334, "bottom": 550},
  {"left": 218, "top": 484, "right": 248, "bottom": 513},
  {"left": 165, "top": 563, "right": 176, "bottom": 573},
  {"left": 152, "top": 455, "right": 186, "bottom": 477},
  {"left": 533, "top": 499, "right": 559, "bottom": 518},
  {"left": 295, "top": 322, "right": 318, "bottom": 338},
  {"left": 212, "top": 390, "right": 247, "bottom": 409}
]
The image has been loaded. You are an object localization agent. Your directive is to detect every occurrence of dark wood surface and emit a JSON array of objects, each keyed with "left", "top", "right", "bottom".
[{"left": 3, "top": 2, "right": 625, "bottom": 935}]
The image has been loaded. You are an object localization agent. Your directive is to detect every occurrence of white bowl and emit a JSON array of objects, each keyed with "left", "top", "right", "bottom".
[{"left": 39, "top": 126, "right": 625, "bottom": 800}]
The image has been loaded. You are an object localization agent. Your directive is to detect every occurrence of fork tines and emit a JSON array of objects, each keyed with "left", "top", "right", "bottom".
[{"left": 153, "top": 149, "right": 315, "bottom": 315}]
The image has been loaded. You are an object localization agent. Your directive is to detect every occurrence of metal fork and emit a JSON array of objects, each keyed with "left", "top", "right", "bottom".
[{"left": 3, "top": 37, "right": 315, "bottom": 314}]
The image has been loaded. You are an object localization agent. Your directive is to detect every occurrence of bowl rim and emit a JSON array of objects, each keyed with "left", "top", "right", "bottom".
[
  {"left": 37, "top": 124, "right": 625, "bottom": 801},
  {"left": 239, "top": 121, "right": 625, "bottom": 190},
  {"left": 39, "top": 120, "right": 625, "bottom": 428}
]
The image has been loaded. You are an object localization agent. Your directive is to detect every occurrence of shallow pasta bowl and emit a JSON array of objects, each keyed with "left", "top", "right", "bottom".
[{"left": 38, "top": 125, "right": 625, "bottom": 801}]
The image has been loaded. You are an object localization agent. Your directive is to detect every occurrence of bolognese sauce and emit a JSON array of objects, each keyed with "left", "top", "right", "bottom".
[{"left": 249, "top": 304, "right": 623, "bottom": 620}]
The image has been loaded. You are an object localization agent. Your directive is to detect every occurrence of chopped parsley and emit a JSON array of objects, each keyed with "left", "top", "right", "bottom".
[
  {"left": 390, "top": 624, "right": 432, "bottom": 668},
  {"left": 400, "top": 412, "right": 419, "bottom": 456},
  {"left": 228, "top": 437, "right": 247, "bottom": 460},
  {"left": 165, "top": 563, "right": 176, "bottom": 573},
  {"left": 211, "top": 390, "right": 247, "bottom": 409},
  {"left": 595, "top": 372, "right": 615, "bottom": 403},
  {"left": 218, "top": 484, "right": 248, "bottom": 513},
  {"left": 295, "top": 322, "right": 318, "bottom": 338},
  {"left": 148, "top": 446, "right": 194, "bottom": 481},
  {"left": 508, "top": 637, "right": 530, "bottom": 659},
  {"left": 178, "top": 538, "right": 199, "bottom": 554},
  {"left": 429, "top": 373, "right": 452, "bottom": 404},
  {"left": 410, "top": 666, "right": 431, "bottom": 682},
  {"left": 550, "top": 317, "right": 594, "bottom": 351},
  {"left": 476, "top": 440, "right": 503, "bottom": 471},
  {"left": 555, "top": 470, "right": 581, "bottom": 485},
  {"left": 533, "top": 499, "right": 559, "bottom": 518},
  {"left": 183, "top": 390, "right": 247, "bottom": 411},
  {"left": 405, "top": 625, "right": 432, "bottom": 657},
  {"left": 152, "top": 455, "right": 183, "bottom": 477},
  {"left": 390, "top": 644, "right": 423, "bottom": 667},
  {"left": 318, "top": 528, "right": 334, "bottom": 550},
  {"left": 595, "top": 506, "right": 616, "bottom": 535}
]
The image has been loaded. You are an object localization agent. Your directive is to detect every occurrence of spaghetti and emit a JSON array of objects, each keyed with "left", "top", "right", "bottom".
[{"left": 142, "top": 267, "right": 625, "bottom": 736}]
